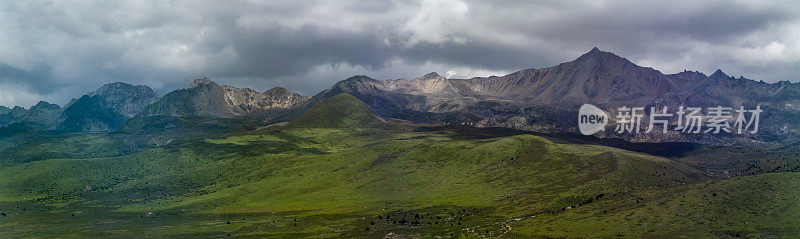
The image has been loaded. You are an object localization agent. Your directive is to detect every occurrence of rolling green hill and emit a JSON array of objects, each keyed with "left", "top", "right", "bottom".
[
  {"left": 1, "top": 94, "right": 799, "bottom": 238},
  {"left": 0, "top": 125, "right": 708, "bottom": 238},
  {"left": 289, "top": 93, "right": 386, "bottom": 129}
]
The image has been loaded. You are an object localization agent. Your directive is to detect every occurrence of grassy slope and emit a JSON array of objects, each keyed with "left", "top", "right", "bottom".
[
  {"left": 0, "top": 116, "right": 259, "bottom": 166},
  {"left": 0, "top": 123, "right": 721, "bottom": 238},
  {"left": 1, "top": 94, "right": 797, "bottom": 237},
  {"left": 289, "top": 93, "right": 386, "bottom": 129},
  {"left": 514, "top": 172, "right": 800, "bottom": 238}
]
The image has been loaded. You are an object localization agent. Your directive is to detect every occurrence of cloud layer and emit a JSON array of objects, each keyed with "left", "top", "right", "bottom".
[{"left": 1, "top": 0, "right": 798, "bottom": 107}]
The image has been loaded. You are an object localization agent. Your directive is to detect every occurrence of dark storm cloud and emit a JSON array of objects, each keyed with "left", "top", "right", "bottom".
[
  {"left": 0, "top": 0, "right": 798, "bottom": 107},
  {"left": 226, "top": 24, "right": 391, "bottom": 78},
  {"left": 0, "top": 63, "right": 55, "bottom": 92}
]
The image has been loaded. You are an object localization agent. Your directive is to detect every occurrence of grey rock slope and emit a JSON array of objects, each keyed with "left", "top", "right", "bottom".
[
  {"left": 0, "top": 106, "right": 31, "bottom": 127},
  {"left": 309, "top": 48, "right": 800, "bottom": 145},
  {"left": 55, "top": 82, "right": 159, "bottom": 132},
  {"left": 23, "top": 101, "right": 62, "bottom": 126},
  {"left": 0, "top": 101, "right": 62, "bottom": 127},
  {"left": 141, "top": 78, "right": 308, "bottom": 122},
  {"left": 1, "top": 48, "right": 795, "bottom": 145}
]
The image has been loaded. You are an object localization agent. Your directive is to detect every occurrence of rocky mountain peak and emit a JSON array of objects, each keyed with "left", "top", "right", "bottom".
[
  {"left": 343, "top": 75, "right": 377, "bottom": 83},
  {"left": 578, "top": 47, "right": 609, "bottom": 59},
  {"left": 190, "top": 77, "right": 216, "bottom": 88},
  {"left": 669, "top": 70, "right": 707, "bottom": 82},
  {"left": 90, "top": 82, "right": 157, "bottom": 100},
  {"left": 21, "top": 101, "right": 62, "bottom": 126},
  {"left": 30, "top": 101, "right": 60, "bottom": 110},
  {"left": 0, "top": 106, "right": 27, "bottom": 127},
  {"left": 260, "top": 87, "right": 309, "bottom": 109},
  {"left": 572, "top": 47, "right": 636, "bottom": 73},
  {"left": 89, "top": 82, "right": 126, "bottom": 96},
  {"left": 265, "top": 87, "right": 290, "bottom": 95},
  {"left": 55, "top": 82, "right": 158, "bottom": 132},
  {"left": 709, "top": 69, "right": 730, "bottom": 79},
  {"left": 419, "top": 72, "right": 444, "bottom": 80},
  {"left": 144, "top": 77, "right": 308, "bottom": 119},
  {"left": 578, "top": 46, "right": 627, "bottom": 60},
  {"left": 324, "top": 75, "right": 380, "bottom": 94}
]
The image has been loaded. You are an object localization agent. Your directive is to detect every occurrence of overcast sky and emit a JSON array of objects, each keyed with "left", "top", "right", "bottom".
[{"left": 0, "top": 0, "right": 799, "bottom": 108}]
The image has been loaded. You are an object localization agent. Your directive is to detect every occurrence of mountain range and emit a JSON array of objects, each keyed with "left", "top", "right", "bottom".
[
  {"left": 4, "top": 48, "right": 800, "bottom": 238},
  {"left": 1, "top": 47, "right": 797, "bottom": 145},
  {"left": 310, "top": 48, "right": 799, "bottom": 145},
  {"left": 141, "top": 77, "right": 308, "bottom": 120}
]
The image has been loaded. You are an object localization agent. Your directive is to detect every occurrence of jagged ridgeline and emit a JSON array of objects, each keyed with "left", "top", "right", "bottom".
[
  {"left": 1, "top": 48, "right": 799, "bottom": 145},
  {"left": 289, "top": 93, "right": 386, "bottom": 129},
  {"left": 4, "top": 48, "right": 800, "bottom": 238},
  {"left": 141, "top": 78, "right": 308, "bottom": 119},
  {"left": 0, "top": 82, "right": 159, "bottom": 133},
  {"left": 56, "top": 83, "right": 159, "bottom": 132}
]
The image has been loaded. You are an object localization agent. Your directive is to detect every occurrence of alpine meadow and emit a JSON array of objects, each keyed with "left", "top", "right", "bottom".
[{"left": 2, "top": 1, "right": 800, "bottom": 238}]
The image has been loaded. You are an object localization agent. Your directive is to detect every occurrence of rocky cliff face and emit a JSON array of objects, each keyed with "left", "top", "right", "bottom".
[
  {"left": 55, "top": 82, "right": 158, "bottom": 132},
  {"left": 1, "top": 48, "right": 796, "bottom": 145},
  {"left": 23, "top": 101, "right": 62, "bottom": 126},
  {"left": 142, "top": 78, "right": 308, "bottom": 121},
  {"left": 0, "top": 101, "right": 62, "bottom": 127},
  {"left": 259, "top": 87, "right": 309, "bottom": 109},
  {"left": 90, "top": 82, "right": 159, "bottom": 118},
  {"left": 309, "top": 48, "right": 800, "bottom": 145},
  {"left": 0, "top": 106, "right": 31, "bottom": 127},
  {"left": 383, "top": 72, "right": 463, "bottom": 97},
  {"left": 449, "top": 47, "right": 677, "bottom": 106}
]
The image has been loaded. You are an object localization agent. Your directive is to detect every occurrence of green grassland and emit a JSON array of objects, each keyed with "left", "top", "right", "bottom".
[
  {"left": 0, "top": 116, "right": 259, "bottom": 166},
  {"left": 0, "top": 93, "right": 799, "bottom": 238}
]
